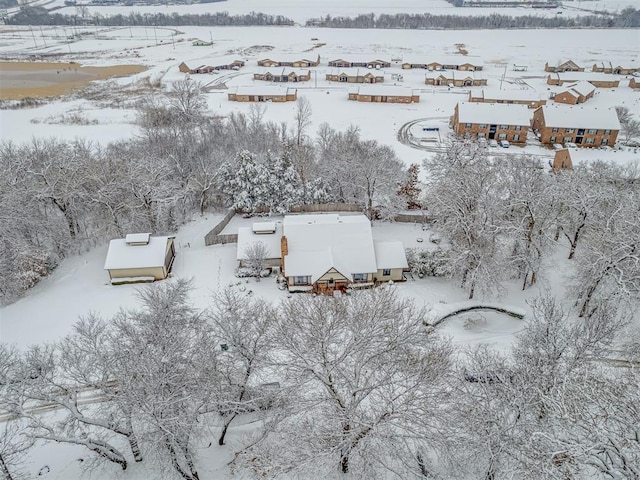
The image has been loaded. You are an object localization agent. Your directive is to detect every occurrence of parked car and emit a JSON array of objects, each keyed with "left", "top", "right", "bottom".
[
  {"left": 564, "top": 142, "right": 578, "bottom": 149},
  {"left": 500, "top": 140, "right": 510, "bottom": 148},
  {"left": 488, "top": 139, "right": 498, "bottom": 147},
  {"left": 552, "top": 143, "right": 564, "bottom": 150},
  {"left": 599, "top": 145, "right": 613, "bottom": 151}
]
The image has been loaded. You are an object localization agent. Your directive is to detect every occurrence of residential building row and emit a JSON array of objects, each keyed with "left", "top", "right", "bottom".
[
  {"left": 227, "top": 86, "right": 420, "bottom": 103},
  {"left": 545, "top": 59, "right": 639, "bottom": 75},
  {"left": 451, "top": 102, "right": 621, "bottom": 148}
]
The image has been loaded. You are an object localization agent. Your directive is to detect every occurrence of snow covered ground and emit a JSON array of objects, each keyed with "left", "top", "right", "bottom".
[{"left": 1, "top": 26, "right": 638, "bottom": 168}]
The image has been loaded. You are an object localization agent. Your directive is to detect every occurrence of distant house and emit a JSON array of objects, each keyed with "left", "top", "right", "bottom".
[
  {"left": 544, "top": 60, "right": 584, "bottom": 73},
  {"left": 178, "top": 57, "right": 245, "bottom": 74},
  {"left": 192, "top": 39, "right": 213, "bottom": 46},
  {"left": 532, "top": 105, "right": 620, "bottom": 147},
  {"left": 592, "top": 61, "right": 639, "bottom": 75},
  {"left": 630, "top": 78, "right": 640, "bottom": 89},
  {"left": 325, "top": 68, "right": 384, "bottom": 84},
  {"left": 348, "top": 86, "right": 419, "bottom": 103},
  {"left": 426, "top": 71, "right": 487, "bottom": 87},
  {"left": 280, "top": 214, "right": 408, "bottom": 294},
  {"left": 104, "top": 233, "right": 175, "bottom": 285},
  {"left": 451, "top": 102, "right": 531, "bottom": 144},
  {"left": 236, "top": 222, "right": 283, "bottom": 268},
  {"left": 468, "top": 88, "right": 546, "bottom": 108},
  {"left": 257, "top": 54, "right": 320, "bottom": 68},
  {"left": 552, "top": 80, "right": 596, "bottom": 105},
  {"left": 546, "top": 72, "right": 620, "bottom": 88},
  {"left": 228, "top": 86, "right": 298, "bottom": 102},
  {"left": 402, "top": 58, "right": 483, "bottom": 71},
  {"left": 253, "top": 69, "right": 311, "bottom": 82},
  {"left": 328, "top": 58, "right": 390, "bottom": 69}
]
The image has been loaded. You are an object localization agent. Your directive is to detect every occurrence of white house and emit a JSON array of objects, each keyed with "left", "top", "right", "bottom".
[
  {"left": 104, "top": 233, "right": 175, "bottom": 284},
  {"left": 280, "top": 214, "right": 408, "bottom": 294}
]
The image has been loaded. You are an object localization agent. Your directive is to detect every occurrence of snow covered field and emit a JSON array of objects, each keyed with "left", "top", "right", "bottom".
[{"left": 1, "top": 26, "right": 638, "bottom": 167}]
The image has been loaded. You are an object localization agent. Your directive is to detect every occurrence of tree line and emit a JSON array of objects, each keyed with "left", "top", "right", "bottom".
[
  {"left": 6, "top": 7, "right": 294, "bottom": 26},
  {"left": 1, "top": 281, "right": 638, "bottom": 479},
  {"left": 306, "top": 8, "right": 640, "bottom": 28}
]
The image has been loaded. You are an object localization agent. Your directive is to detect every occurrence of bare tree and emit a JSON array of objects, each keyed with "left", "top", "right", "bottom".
[
  {"left": 243, "top": 241, "right": 269, "bottom": 280},
  {"left": 208, "top": 289, "right": 278, "bottom": 446},
  {"left": 235, "top": 288, "right": 452, "bottom": 478},
  {"left": 293, "top": 96, "right": 313, "bottom": 147}
]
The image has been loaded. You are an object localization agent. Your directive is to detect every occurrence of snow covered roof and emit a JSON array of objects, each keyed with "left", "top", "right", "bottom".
[
  {"left": 477, "top": 88, "right": 544, "bottom": 102},
  {"left": 104, "top": 235, "right": 173, "bottom": 270},
  {"left": 252, "top": 222, "right": 277, "bottom": 234},
  {"left": 327, "top": 67, "right": 382, "bottom": 76},
  {"left": 254, "top": 67, "right": 310, "bottom": 76},
  {"left": 329, "top": 58, "right": 389, "bottom": 64},
  {"left": 402, "top": 56, "right": 483, "bottom": 67},
  {"left": 125, "top": 233, "right": 150, "bottom": 244},
  {"left": 232, "top": 86, "right": 296, "bottom": 96},
  {"left": 236, "top": 224, "right": 283, "bottom": 261},
  {"left": 456, "top": 102, "right": 531, "bottom": 126},
  {"left": 562, "top": 81, "right": 596, "bottom": 97},
  {"left": 562, "top": 148, "right": 640, "bottom": 168},
  {"left": 354, "top": 85, "right": 417, "bottom": 97},
  {"left": 538, "top": 105, "right": 621, "bottom": 130},
  {"left": 258, "top": 54, "right": 318, "bottom": 63},
  {"left": 374, "top": 242, "right": 408, "bottom": 270},
  {"left": 283, "top": 214, "right": 377, "bottom": 282},
  {"left": 552, "top": 71, "right": 621, "bottom": 82},
  {"left": 426, "top": 71, "right": 485, "bottom": 80}
]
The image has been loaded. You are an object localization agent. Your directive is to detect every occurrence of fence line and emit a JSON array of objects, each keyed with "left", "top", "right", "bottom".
[{"left": 204, "top": 209, "right": 236, "bottom": 246}]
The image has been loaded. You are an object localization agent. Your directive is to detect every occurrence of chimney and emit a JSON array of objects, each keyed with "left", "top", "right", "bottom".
[{"left": 280, "top": 235, "right": 288, "bottom": 273}]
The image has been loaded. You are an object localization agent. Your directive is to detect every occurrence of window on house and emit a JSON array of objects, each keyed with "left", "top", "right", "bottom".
[
  {"left": 383, "top": 269, "right": 391, "bottom": 276},
  {"left": 552, "top": 127, "right": 559, "bottom": 133},
  {"left": 294, "top": 276, "right": 311, "bottom": 285},
  {"left": 499, "top": 124, "right": 509, "bottom": 130},
  {"left": 353, "top": 273, "right": 367, "bottom": 282},
  {"left": 563, "top": 137, "right": 573, "bottom": 143},
  {"left": 585, "top": 138, "right": 595, "bottom": 144},
  {"left": 602, "top": 138, "right": 609, "bottom": 145},
  {"left": 604, "top": 129, "right": 611, "bottom": 135},
  {"left": 513, "top": 134, "right": 520, "bottom": 141},
  {"left": 565, "top": 128, "right": 575, "bottom": 133},
  {"left": 479, "top": 124, "right": 487, "bottom": 129},
  {"left": 498, "top": 133, "right": 507, "bottom": 140},
  {"left": 587, "top": 129, "right": 597, "bottom": 134},
  {"left": 465, "top": 123, "right": 472, "bottom": 128},
  {"left": 515, "top": 125, "right": 522, "bottom": 131},
  {"left": 550, "top": 136, "right": 557, "bottom": 142},
  {"left": 477, "top": 132, "right": 486, "bottom": 138}
]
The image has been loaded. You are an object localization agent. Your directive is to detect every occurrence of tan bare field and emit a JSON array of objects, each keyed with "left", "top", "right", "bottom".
[{"left": 0, "top": 62, "right": 146, "bottom": 100}]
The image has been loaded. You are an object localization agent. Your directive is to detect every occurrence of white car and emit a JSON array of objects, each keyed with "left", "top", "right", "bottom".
[
  {"left": 500, "top": 140, "right": 510, "bottom": 148},
  {"left": 488, "top": 139, "right": 498, "bottom": 147},
  {"left": 552, "top": 143, "right": 564, "bottom": 150},
  {"left": 565, "top": 142, "right": 578, "bottom": 149}
]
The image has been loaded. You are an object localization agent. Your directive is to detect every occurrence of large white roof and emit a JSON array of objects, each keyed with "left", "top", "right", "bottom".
[
  {"left": 104, "top": 235, "right": 173, "bottom": 270},
  {"left": 478, "top": 88, "right": 544, "bottom": 102},
  {"left": 456, "top": 102, "right": 531, "bottom": 126},
  {"left": 283, "top": 214, "right": 377, "bottom": 282},
  {"left": 374, "top": 242, "right": 409, "bottom": 270},
  {"left": 354, "top": 85, "right": 416, "bottom": 97},
  {"left": 539, "top": 105, "right": 621, "bottom": 130},
  {"left": 236, "top": 224, "right": 283, "bottom": 261}
]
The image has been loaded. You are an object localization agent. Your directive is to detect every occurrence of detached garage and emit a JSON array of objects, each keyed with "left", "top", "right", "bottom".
[{"left": 104, "top": 233, "right": 176, "bottom": 285}]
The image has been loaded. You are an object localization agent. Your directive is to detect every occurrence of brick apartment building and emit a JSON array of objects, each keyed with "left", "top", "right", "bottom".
[
  {"left": 532, "top": 105, "right": 620, "bottom": 147},
  {"left": 451, "top": 102, "right": 531, "bottom": 144}
]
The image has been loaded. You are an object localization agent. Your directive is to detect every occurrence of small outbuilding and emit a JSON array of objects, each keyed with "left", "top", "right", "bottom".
[{"left": 104, "top": 233, "right": 176, "bottom": 284}]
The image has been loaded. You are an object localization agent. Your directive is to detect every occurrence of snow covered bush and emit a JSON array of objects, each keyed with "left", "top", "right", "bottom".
[{"left": 406, "top": 247, "right": 448, "bottom": 278}]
